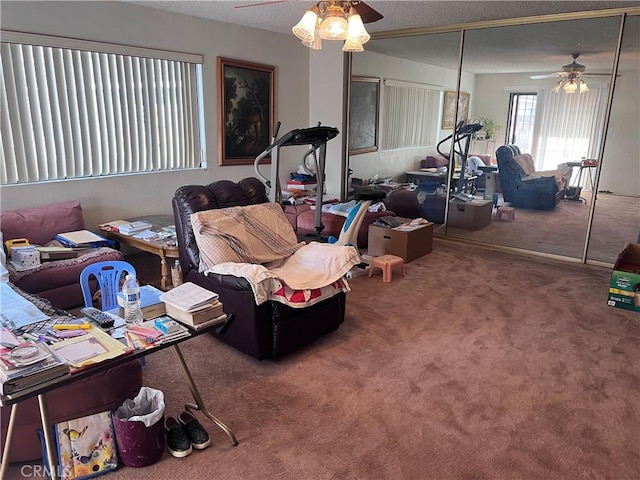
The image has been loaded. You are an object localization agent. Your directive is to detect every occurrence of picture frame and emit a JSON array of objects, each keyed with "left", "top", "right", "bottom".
[
  {"left": 217, "top": 57, "right": 275, "bottom": 166},
  {"left": 349, "top": 76, "right": 380, "bottom": 155},
  {"left": 442, "top": 91, "right": 470, "bottom": 129}
]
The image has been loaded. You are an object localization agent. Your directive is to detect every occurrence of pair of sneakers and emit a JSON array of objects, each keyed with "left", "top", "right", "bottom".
[{"left": 164, "top": 411, "right": 210, "bottom": 457}]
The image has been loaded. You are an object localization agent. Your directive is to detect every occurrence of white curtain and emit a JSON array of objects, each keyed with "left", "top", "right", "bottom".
[
  {"left": 531, "top": 88, "right": 608, "bottom": 171},
  {"left": 1, "top": 41, "right": 203, "bottom": 184},
  {"left": 383, "top": 85, "right": 440, "bottom": 150}
]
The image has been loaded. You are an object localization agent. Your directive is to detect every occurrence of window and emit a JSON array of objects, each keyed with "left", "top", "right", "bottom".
[
  {"left": 506, "top": 93, "right": 536, "bottom": 154},
  {"left": 1, "top": 32, "right": 204, "bottom": 185},
  {"left": 382, "top": 79, "right": 440, "bottom": 150},
  {"left": 531, "top": 88, "right": 608, "bottom": 170}
]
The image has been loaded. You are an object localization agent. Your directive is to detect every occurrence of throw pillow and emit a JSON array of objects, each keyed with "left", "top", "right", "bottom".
[
  {"left": 191, "top": 203, "right": 303, "bottom": 271},
  {"left": 513, "top": 153, "right": 537, "bottom": 176}
]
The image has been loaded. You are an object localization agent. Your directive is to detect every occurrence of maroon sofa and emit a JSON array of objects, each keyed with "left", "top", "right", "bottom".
[
  {"left": 282, "top": 203, "right": 394, "bottom": 248},
  {"left": 1, "top": 201, "right": 123, "bottom": 309},
  {"left": 172, "top": 177, "right": 347, "bottom": 360}
]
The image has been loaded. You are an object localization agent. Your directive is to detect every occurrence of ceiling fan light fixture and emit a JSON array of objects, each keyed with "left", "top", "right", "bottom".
[
  {"left": 342, "top": 38, "right": 364, "bottom": 52},
  {"left": 552, "top": 79, "right": 563, "bottom": 93},
  {"left": 579, "top": 79, "right": 589, "bottom": 93},
  {"left": 302, "top": 19, "right": 323, "bottom": 50},
  {"left": 346, "top": 10, "right": 370, "bottom": 44},
  {"left": 292, "top": 8, "right": 318, "bottom": 43},
  {"left": 318, "top": 5, "right": 348, "bottom": 40},
  {"left": 563, "top": 80, "right": 578, "bottom": 94}
]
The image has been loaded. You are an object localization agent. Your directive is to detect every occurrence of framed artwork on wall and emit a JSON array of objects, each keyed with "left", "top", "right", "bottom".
[
  {"left": 349, "top": 76, "right": 380, "bottom": 155},
  {"left": 442, "top": 91, "right": 470, "bottom": 129},
  {"left": 217, "top": 57, "right": 275, "bottom": 166}
]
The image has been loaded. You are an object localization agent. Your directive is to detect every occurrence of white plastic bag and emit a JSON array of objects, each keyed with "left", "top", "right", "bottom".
[{"left": 114, "top": 387, "right": 165, "bottom": 427}]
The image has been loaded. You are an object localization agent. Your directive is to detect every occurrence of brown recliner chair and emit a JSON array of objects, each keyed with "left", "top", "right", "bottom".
[{"left": 172, "top": 177, "right": 347, "bottom": 360}]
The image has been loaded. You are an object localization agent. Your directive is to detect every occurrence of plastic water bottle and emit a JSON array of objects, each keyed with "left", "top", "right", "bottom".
[
  {"left": 122, "top": 274, "right": 143, "bottom": 325},
  {"left": 171, "top": 260, "right": 183, "bottom": 287}
]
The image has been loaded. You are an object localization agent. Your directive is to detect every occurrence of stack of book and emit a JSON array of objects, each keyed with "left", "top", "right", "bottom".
[
  {"left": 54, "top": 230, "right": 114, "bottom": 248},
  {"left": 116, "top": 284, "right": 166, "bottom": 320},
  {"left": 0, "top": 329, "right": 70, "bottom": 396},
  {"left": 159, "top": 282, "right": 225, "bottom": 329},
  {"left": 117, "top": 221, "right": 153, "bottom": 235}
]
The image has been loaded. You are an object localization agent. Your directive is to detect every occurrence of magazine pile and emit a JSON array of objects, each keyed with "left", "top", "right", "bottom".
[
  {"left": 159, "top": 282, "right": 226, "bottom": 330},
  {"left": 0, "top": 328, "right": 69, "bottom": 396}
]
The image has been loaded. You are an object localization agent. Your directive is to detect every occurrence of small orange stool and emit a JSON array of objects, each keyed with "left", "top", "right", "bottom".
[
  {"left": 495, "top": 206, "right": 515, "bottom": 222},
  {"left": 368, "top": 254, "right": 406, "bottom": 283}
]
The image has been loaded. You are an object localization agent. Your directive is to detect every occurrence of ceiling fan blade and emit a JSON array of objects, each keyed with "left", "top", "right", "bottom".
[
  {"left": 351, "top": 1, "right": 384, "bottom": 24},
  {"left": 582, "top": 72, "right": 615, "bottom": 76},
  {"left": 529, "top": 73, "right": 562, "bottom": 80},
  {"left": 234, "top": 0, "right": 288, "bottom": 8}
]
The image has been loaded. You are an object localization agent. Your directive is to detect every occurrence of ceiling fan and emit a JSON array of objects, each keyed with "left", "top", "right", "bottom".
[
  {"left": 530, "top": 54, "right": 613, "bottom": 94},
  {"left": 529, "top": 53, "right": 612, "bottom": 81},
  {"left": 235, "top": 1, "right": 384, "bottom": 25}
]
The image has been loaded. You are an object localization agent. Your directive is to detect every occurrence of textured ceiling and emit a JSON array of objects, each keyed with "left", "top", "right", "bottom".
[
  {"left": 123, "top": 1, "right": 637, "bottom": 35},
  {"left": 122, "top": 1, "right": 639, "bottom": 73}
]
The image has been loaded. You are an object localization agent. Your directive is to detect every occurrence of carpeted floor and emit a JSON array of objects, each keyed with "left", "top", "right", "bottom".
[
  {"left": 6, "top": 240, "right": 640, "bottom": 479},
  {"left": 443, "top": 192, "right": 639, "bottom": 264}
]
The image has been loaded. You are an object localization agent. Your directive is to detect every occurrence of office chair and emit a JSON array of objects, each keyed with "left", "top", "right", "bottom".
[{"left": 79, "top": 260, "right": 137, "bottom": 310}]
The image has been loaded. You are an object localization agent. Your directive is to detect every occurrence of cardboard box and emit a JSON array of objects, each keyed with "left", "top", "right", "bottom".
[
  {"left": 608, "top": 242, "right": 640, "bottom": 313},
  {"left": 447, "top": 199, "right": 493, "bottom": 230},
  {"left": 367, "top": 220, "right": 433, "bottom": 263}
]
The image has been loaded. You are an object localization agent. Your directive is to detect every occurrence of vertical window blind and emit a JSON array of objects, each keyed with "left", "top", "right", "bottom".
[
  {"left": 382, "top": 81, "right": 440, "bottom": 150},
  {"left": 1, "top": 34, "right": 204, "bottom": 185},
  {"left": 531, "top": 88, "right": 608, "bottom": 171}
]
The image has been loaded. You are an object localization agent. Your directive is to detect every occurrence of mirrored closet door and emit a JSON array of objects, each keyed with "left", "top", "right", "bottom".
[
  {"left": 449, "top": 16, "right": 621, "bottom": 259},
  {"left": 587, "top": 14, "right": 640, "bottom": 264}
]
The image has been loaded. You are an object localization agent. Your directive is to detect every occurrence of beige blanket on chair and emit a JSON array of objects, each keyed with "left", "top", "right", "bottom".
[
  {"left": 191, "top": 203, "right": 304, "bottom": 271},
  {"left": 204, "top": 242, "right": 360, "bottom": 306}
]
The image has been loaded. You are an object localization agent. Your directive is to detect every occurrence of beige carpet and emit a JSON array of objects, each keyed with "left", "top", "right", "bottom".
[
  {"left": 6, "top": 240, "right": 640, "bottom": 479},
  {"left": 443, "top": 193, "right": 639, "bottom": 263}
]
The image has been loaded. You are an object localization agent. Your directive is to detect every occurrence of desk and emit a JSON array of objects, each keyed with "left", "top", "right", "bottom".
[
  {"left": 566, "top": 161, "right": 598, "bottom": 203},
  {"left": 103, "top": 215, "right": 178, "bottom": 290},
  {"left": 0, "top": 319, "right": 238, "bottom": 480},
  {"left": 405, "top": 170, "right": 477, "bottom": 193}
]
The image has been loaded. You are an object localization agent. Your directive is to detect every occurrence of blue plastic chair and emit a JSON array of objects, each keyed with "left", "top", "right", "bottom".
[{"left": 79, "top": 260, "right": 137, "bottom": 310}]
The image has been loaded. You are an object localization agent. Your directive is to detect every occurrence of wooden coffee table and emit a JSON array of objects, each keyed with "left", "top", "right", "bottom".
[{"left": 102, "top": 215, "right": 179, "bottom": 290}]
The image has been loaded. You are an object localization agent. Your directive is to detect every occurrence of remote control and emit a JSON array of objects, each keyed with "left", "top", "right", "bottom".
[{"left": 80, "top": 307, "right": 118, "bottom": 329}]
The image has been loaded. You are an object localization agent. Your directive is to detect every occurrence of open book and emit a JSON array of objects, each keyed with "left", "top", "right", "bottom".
[{"left": 159, "top": 282, "right": 219, "bottom": 313}]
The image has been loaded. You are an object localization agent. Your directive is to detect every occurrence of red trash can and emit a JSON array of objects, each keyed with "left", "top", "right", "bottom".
[{"left": 113, "top": 387, "right": 165, "bottom": 467}]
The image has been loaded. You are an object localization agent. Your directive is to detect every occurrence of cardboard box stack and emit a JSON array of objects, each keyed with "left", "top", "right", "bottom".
[{"left": 608, "top": 242, "right": 640, "bottom": 313}]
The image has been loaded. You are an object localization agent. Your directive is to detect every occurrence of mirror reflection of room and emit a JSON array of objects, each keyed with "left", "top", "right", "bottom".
[
  {"left": 587, "top": 14, "right": 640, "bottom": 264},
  {"left": 348, "top": 13, "right": 636, "bottom": 263},
  {"left": 449, "top": 16, "right": 621, "bottom": 260}
]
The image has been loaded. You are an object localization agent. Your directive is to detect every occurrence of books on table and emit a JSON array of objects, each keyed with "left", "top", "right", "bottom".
[
  {"left": 117, "top": 221, "right": 153, "bottom": 235},
  {"left": 54, "top": 230, "right": 112, "bottom": 248},
  {"left": 159, "top": 282, "right": 219, "bottom": 313},
  {"left": 159, "top": 282, "right": 224, "bottom": 326},
  {"left": 165, "top": 301, "right": 224, "bottom": 326},
  {"left": 116, "top": 284, "right": 166, "bottom": 320},
  {"left": 50, "top": 326, "right": 131, "bottom": 371},
  {"left": 0, "top": 330, "right": 70, "bottom": 395}
]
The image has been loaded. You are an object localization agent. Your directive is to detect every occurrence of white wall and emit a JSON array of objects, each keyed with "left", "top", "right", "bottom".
[
  {"left": 308, "top": 42, "right": 347, "bottom": 199},
  {"left": 601, "top": 70, "right": 640, "bottom": 196},
  {"left": 474, "top": 72, "right": 639, "bottom": 196},
  {"left": 472, "top": 72, "right": 581, "bottom": 150},
  {"left": 349, "top": 50, "right": 475, "bottom": 183},
  {"left": 0, "top": 1, "right": 313, "bottom": 227}
]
